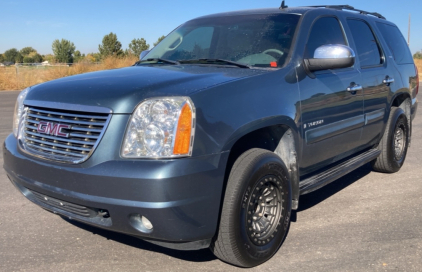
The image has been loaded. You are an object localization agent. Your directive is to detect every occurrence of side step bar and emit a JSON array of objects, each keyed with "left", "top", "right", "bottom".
[{"left": 299, "top": 149, "right": 381, "bottom": 195}]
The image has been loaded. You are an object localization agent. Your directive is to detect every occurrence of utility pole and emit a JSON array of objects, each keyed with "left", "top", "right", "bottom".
[{"left": 408, "top": 14, "right": 411, "bottom": 46}]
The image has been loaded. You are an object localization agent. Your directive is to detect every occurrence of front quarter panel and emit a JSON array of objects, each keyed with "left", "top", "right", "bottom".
[{"left": 190, "top": 66, "right": 301, "bottom": 156}]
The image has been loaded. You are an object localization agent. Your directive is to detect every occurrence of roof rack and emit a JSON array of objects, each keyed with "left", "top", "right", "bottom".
[{"left": 308, "top": 5, "right": 386, "bottom": 20}]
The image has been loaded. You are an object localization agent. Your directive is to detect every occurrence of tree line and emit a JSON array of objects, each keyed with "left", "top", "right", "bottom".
[{"left": 0, "top": 33, "right": 166, "bottom": 64}]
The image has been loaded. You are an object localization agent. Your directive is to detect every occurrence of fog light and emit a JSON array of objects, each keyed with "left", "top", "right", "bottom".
[
  {"left": 129, "top": 214, "right": 154, "bottom": 233},
  {"left": 141, "top": 216, "right": 153, "bottom": 230}
]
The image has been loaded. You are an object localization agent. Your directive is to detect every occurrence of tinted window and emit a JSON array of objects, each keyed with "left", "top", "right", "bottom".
[
  {"left": 306, "top": 17, "right": 346, "bottom": 58},
  {"left": 145, "top": 14, "right": 301, "bottom": 68},
  {"left": 171, "top": 27, "right": 214, "bottom": 59},
  {"left": 376, "top": 22, "right": 413, "bottom": 64},
  {"left": 347, "top": 19, "right": 382, "bottom": 67}
]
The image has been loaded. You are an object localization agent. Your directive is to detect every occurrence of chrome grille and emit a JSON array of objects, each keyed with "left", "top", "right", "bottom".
[{"left": 20, "top": 106, "right": 111, "bottom": 163}]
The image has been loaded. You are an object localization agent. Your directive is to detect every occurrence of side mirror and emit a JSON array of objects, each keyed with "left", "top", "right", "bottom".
[
  {"left": 140, "top": 50, "right": 150, "bottom": 60},
  {"left": 304, "top": 44, "right": 355, "bottom": 72}
]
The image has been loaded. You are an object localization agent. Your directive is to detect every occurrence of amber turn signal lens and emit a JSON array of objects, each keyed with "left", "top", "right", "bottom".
[{"left": 173, "top": 103, "right": 192, "bottom": 155}]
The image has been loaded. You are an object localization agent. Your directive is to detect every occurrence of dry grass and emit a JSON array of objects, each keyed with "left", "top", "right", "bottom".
[
  {"left": 0, "top": 55, "right": 138, "bottom": 90},
  {"left": 1, "top": 56, "right": 421, "bottom": 91},
  {"left": 415, "top": 59, "right": 422, "bottom": 76}
]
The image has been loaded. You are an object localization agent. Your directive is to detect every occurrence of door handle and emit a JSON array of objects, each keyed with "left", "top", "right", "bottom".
[
  {"left": 383, "top": 77, "right": 395, "bottom": 84},
  {"left": 347, "top": 83, "right": 363, "bottom": 93}
]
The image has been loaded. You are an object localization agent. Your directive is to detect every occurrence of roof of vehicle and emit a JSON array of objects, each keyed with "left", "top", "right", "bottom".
[
  {"left": 194, "top": 5, "right": 387, "bottom": 21},
  {"left": 195, "top": 7, "right": 309, "bottom": 19}
]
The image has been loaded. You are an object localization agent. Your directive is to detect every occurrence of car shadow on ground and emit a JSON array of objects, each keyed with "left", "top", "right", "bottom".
[
  {"left": 291, "top": 163, "right": 373, "bottom": 221},
  {"left": 63, "top": 218, "right": 217, "bottom": 262},
  {"left": 63, "top": 163, "right": 373, "bottom": 262}
]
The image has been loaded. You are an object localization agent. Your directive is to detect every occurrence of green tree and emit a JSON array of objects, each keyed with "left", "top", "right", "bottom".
[
  {"left": 414, "top": 51, "right": 422, "bottom": 59},
  {"left": 23, "top": 56, "right": 34, "bottom": 63},
  {"left": 153, "top": 35, "right": 166, "bottom": 47},
  {"left": 0, "top": 54, "right": 4, "bottom": 63},
  {"left": 98, "top": 32, "right": 123, "bottom": 58},
  {"left": 29, "top": 52, "right": 43, "bottom": 63},
  {"left": 4, "top": 48, "right": 21, "bottom": 63},
  {"left": 73, "top": 50, "right": 85, "bottom": 62},
  {"left": 128, "top": 38, "right": 150, "bottom": 57},
  {"left": 20, "top": 47, "right": 37, "bottom": 56},
  {"left": 43, "top": 54, "right": 55, "bottom": 63},
  {"left": 85, "top": 53, "right": 101, "bottom": 63},
  {"left": 93, "top": 52, "right": 101, "bottom": 62},
  {"left": 15, "top": 53, "right": 23, "bottom": 63},
  {"left": 52, "top": 39, "right": 76, "bottom": 63}
]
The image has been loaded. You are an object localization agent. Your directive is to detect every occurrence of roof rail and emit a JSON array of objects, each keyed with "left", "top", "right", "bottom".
[{"left": 308, "top": 5, "right": 386, "bottom": 20}]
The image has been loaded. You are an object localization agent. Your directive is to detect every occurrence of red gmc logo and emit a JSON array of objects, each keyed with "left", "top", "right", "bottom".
[{"left": 37, "top": 121, "right": 71, "bottom": 138}]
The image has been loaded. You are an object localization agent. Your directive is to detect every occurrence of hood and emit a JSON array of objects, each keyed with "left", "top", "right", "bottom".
[{"left": 25, "top": 65, "right": 268, "bottom": 113}]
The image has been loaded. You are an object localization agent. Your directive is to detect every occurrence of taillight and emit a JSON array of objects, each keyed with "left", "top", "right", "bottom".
[{"left": 416, "top": 65, "right": 419, "bottom": 96}]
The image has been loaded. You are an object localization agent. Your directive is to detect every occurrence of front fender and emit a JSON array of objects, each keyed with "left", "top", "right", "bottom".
[
  {"left": 189, "top": 67, "right": 301, "bottom": 156},
  {"left": 221, "top": 115, "right": 299, "bottom": 152}
]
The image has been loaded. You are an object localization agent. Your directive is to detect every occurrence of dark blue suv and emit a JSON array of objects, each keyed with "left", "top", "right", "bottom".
[{"left": 3, "top": 4, "right": 419, "bottom": 267}]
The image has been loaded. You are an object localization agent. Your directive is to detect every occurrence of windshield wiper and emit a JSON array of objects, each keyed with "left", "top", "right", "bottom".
[
  {"left": 136, "top": 58, "right": 180, "bottom": 65},
  {"left": 178, "top": 58, "right": 250, "bottom": 69}
]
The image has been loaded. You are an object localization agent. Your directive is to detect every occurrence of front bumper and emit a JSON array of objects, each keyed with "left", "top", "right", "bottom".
[{"left": 3, "top": 134, "right": 228, "bottom": 249}]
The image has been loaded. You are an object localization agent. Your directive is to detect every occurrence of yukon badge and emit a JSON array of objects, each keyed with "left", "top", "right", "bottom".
[{"left": 37, "top": 121, "right": 71, "bottom": 138}]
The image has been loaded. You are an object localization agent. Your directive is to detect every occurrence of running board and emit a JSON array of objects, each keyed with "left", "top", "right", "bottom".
[{"left": 299, "top": 149, "right": 381, "bottom": 195}]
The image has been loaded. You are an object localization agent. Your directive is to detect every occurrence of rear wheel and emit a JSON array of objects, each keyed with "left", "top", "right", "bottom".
[
  {"left": 210, "top": 148, "right": 291, "bottom": 267},
  {"left": 372, "top": 107, "right": 409, "bottom": 173}
]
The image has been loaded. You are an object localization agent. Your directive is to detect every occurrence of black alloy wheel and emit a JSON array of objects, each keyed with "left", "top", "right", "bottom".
[
  {"left": 372, "top": 106, "right": 409, "bottom": 173},
  {"left": 211, "top": 148, "right": 292, "bottom": 268},
  {"left": 246, "top": 176, "right": 283, "bottom": 246}
]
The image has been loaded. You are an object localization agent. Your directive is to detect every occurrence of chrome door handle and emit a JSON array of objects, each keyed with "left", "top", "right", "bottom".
[
  {"left": 383, "top": 77, "right": 395, "bottom": 84},
  {"left": 347, "top": 84, "right": 363, "bottom": 92}
]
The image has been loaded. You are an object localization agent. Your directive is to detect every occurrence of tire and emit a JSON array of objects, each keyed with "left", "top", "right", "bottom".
[
  {"left": 372, "top": 107, "right": 409, "bottom": 173},
  {"left": 210, "top": 148, "right": 292, "bottom": 267}
]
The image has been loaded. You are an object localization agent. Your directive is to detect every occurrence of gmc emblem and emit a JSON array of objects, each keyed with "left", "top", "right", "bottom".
[{"left": 37, "top": 121, "right": 71, "bottom": 138}]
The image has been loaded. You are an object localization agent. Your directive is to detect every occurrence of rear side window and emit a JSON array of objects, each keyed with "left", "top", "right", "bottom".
[
  {"left": 376, "top": 22, "right": 413, "bottom": 64},
  {"left": 306, "top": 17, "right": 346, "bottom": 58},
  {"left": 347, "top": 19, "right": 382, "bottom": 67}
]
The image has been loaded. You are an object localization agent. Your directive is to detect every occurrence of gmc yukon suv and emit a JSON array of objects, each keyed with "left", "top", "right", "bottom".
[{"left": 3, "top": 3, "right": 419, "bottom": 267}]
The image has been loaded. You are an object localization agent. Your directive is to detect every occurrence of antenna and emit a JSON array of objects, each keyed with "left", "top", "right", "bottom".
[{"left": 280, "top": 1, "right": 288, "bottom": 9}]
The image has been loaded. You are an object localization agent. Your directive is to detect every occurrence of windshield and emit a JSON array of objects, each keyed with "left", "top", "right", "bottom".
[{"left": 144, "top": 13, "right": 301, "bottom": 68}]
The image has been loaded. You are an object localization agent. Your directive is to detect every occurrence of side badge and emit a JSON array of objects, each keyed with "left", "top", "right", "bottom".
[{"left": 304, "top": 120, "right": 324, "bottom": 129}]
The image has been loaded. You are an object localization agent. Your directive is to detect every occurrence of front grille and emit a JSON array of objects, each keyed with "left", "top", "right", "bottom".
[
  {"left": 30, "top": 190, "right": 94, "bottom": 217},
  {"left": 21, "top": 106, "right": 110, "bottom": 163}
]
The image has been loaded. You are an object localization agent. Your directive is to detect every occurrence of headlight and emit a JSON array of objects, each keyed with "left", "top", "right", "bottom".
[
  {"left": 121, "top": 97, "right": 195, "bottom": 158},
  {"left": 13, "top": 87, "right": 30, "bottom": 137}
]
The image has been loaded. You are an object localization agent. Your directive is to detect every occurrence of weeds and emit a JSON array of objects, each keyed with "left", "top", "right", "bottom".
[
  {"left": 415, "top": 59, "right": 422, "bottom": 76},
  {"left": 0, "top": 56, "right": 138, "bottom": 90},
  {"left": 1, "top": 56, "right": 421, "bottom": 91}
]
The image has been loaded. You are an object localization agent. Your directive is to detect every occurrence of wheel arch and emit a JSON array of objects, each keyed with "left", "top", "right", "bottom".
[
  {"left": 221, "top": 116, "right": 301, "bottom": 210},
  {"left": 391, "top": 92, "right": 412, "bottom": 140}
]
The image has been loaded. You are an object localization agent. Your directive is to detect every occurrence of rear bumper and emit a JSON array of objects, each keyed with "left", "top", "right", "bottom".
[{"left": 3, "top": 134, "right": 228, "bottom": 249}]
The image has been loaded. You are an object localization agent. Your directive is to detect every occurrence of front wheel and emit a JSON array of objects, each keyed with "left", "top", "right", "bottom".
[
  {"left": 372, "top": 107, "right": 409, "bottom": 173},
  {"left": 210, "top": 148, "right": 292, "bottom": 267}
]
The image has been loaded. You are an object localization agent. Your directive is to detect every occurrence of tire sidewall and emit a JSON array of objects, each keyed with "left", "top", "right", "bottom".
[
  {"left": 232, "top": 154, "right": 292, "bottom": 267},
  {"left": 387, "top": 109, "right": 409, "bottom": 172}
]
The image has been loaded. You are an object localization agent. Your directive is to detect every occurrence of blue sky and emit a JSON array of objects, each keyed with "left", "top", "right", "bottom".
[{"left": 1, "top": 0, "right": 421, "bottom": 55}]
